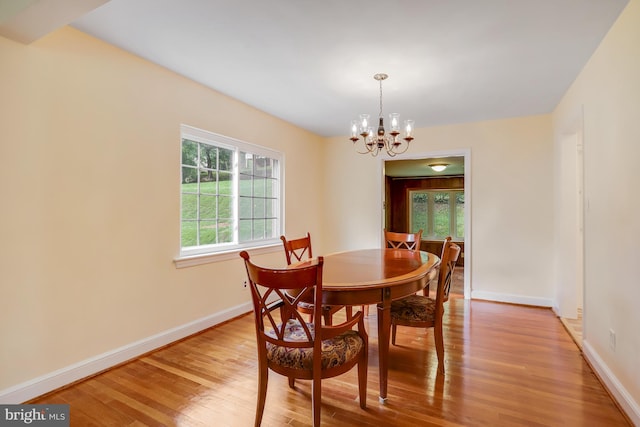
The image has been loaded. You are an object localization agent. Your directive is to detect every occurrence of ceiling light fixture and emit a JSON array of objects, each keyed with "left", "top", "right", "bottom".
[
  {"left": 349, "top": 73, "right": 414, "bottom": 157},
  {"left": 429, "top": 163, "right": 449, "bottom": 172}
]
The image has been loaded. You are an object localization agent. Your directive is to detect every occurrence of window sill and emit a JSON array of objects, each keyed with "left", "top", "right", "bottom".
[{"left": 174, "top": 243, "right": 281, "bottom": 268}]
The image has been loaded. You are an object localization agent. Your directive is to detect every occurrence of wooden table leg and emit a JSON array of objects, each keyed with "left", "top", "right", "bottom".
[{"left": 377, "top": 288, "right": 391, "bottom": 402}]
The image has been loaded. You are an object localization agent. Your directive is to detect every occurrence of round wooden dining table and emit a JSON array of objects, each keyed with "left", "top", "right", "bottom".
[{"left": 296, "top": 248, "right": 441, "bottom": 402}]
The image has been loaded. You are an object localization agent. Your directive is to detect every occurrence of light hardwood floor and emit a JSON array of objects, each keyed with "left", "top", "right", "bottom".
[
  {"left": 561, "top": 308, "right": 583, "bottom": 350},
  {"left": 30, "top": 284, "right": 629, "bottom": 426}
]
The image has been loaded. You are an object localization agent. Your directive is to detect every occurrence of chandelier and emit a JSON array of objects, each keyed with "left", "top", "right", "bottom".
[{"left": 349, "top": 73, "right": 414, "bottom": 157}]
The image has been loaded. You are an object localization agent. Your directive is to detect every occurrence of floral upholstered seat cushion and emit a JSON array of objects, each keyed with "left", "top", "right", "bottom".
[
  {"left": 265, "top": 320, "right": 364, "bottom": 370},
  {"left": 390, "top": 295, "right": 436, "bottom": 322},
  {"left": 295, "top": 300, "right": 336, "bottom": 313}
]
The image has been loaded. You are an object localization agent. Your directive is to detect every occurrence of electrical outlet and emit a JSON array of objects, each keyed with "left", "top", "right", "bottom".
[
  {"left": 609, "top": 329, "right": 616, "bottom": 351},
  {"left": 242, "top": 280, "right": 248, "bottom": 290}
]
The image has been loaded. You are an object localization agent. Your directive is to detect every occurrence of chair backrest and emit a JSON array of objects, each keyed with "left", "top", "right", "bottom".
[
  {"left": 240, "top": 251, "right": 323, "bottom": 351},
  {"left": 435, "top": 241, "right": 461, "bottom": 307},
  {"left": 280, "top": 232, "right": 313, "bottom": 265},
  {"left": 440, "top": 236, "right": 452, "bottom": 258},
  {"left": 384, "top": 229, "right": 423, "bottom": 250}
]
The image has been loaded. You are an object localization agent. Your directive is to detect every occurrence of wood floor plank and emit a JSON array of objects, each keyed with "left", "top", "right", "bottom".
[{"left": 29, "top": 290, "right": 631, "bottom": 426}]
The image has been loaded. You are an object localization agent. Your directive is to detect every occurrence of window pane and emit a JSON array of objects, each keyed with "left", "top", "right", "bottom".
[
  {"left": 411, "top": 192, "right": 428, "bottom": 234},
  {"left": 218, "top": 148, "right": 233, "bottom": 171},
  {"left": 253, "top": 219, "right": 266, "bottom": 239},
  {"left": 181, "top": 221, "right": 197, "bottom": 247},
  {"left": 181, "top": 194, "right": 197, "bottom": 219},
  {"left": 456, "top": 193, "right": 465, "bottom": 238},
  {"left": 218, "top": 195, "right": 232, "bottom": 219},
  {"left": 199, "top": 171, "right": 216, "bottom": 194},
  {"left": 182, "top": 166, "right": 197, "bottom": 185},
  {"left": 181, "top": 140, "right": 198, "bottom": 166},
  {"left": 239, "top": 196, "right": 252, "bottom": 219},
  {"left": 199, "top": 144, "right": 217, "bottom": 169},
  {"left": 264, "top": 158, "right": 275, "bottom": 178},
  {"left": 199, "top": 221, "right": 216, "bottom": 245},
  {"left": 265, "top": 218, "right": 277, "bottom": 238},
  {"left": 253, "top": 178, "right": 265, "bottom": 197},
  {"left": 239, "top": 174, "right": 252, "bottom": 197},
  {"left": 218, "top": 221, "right": 233, "bottom": 243},
  {"left": 239, "top": 219, "right": 252, "bottom": 241},
  {"left": 265, "top": 198, "right": 278, "bottom": 217},
  {"left": 265, "top": 177, "right": 278, "bottom": 198},
  {"left": 253, "top": 198, "right": 265, "bottom": 217},
  {"left": 433, "top": 192, "right": 450, "bottom": 238},
  {"left": 200, "top": 195, "right": 217, "bottom": 220},
  {"left": 254, "top": 155, "right": 267, "bottom": 177},
  {"left": 219, "top": 171, "right": 232, "bottom": 195},
  {"left": 239, "top": 152, "right": 253, "bottom": 175}
]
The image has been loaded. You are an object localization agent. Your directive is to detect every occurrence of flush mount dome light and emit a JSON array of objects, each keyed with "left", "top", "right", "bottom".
[{"left": 429, "top": 163, "right": 449, "bottom": 172}]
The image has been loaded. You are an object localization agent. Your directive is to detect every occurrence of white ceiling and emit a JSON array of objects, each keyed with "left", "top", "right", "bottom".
[{"left": 1, "top": 0, "right": 629, "bottom": 140}]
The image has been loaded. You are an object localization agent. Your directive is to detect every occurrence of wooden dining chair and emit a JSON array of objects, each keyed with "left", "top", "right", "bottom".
[
  {"left": 280, "top": 233, "right": 352, "bottom": 325},
  {"left": 240, "top": 251, "right": 368, "bottom": 427},
  {"left": 362, "top": 229, "right": 425, "bottom": 317},
  {"left": 389, "top": 239, "right": 461, "bottom": 374},
  {"left": 422, "top": 236, "right": 452, "bottom": 298},
  {"left": 280, "top": 232, "right": 313, "bottom": 265},
  {"left": 384, "top": 229, "right": 423, "bottom": 250}
]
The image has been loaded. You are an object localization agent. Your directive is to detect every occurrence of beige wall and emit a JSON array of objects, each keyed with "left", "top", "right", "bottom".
[
  {"left": 0, "top": 27, "right": 325, "bottom": 394},
  {"left": 553, "top": 0, "right": 640, "bottom": 417}
]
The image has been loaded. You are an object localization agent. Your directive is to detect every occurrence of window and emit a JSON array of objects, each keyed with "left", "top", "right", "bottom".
[
  {"left": 179, "top": 125, "right": 283, "bottom": 259},
  {"left": 409, "top": 190, "right": 464, "bottom": 241}
]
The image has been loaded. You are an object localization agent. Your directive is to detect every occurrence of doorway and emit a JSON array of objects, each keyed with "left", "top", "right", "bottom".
[
  {"left": 557, "top": 130, "right": 585, "bottom": 347},
  {"left": 381, "top": 150, "right": 471, "bottom": 298}
]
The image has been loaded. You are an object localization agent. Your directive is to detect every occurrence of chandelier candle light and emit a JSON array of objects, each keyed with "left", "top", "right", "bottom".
[{"left": 349, "top": 73, "right": 414, "bottom": 157}]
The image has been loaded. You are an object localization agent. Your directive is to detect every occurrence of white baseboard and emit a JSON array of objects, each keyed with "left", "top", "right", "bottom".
[
  {"left": 470, "top": 290, "right": 553, "bottom": 307},
  {"left": 582, "top": 340, "right": 640, "bottom": 426},
  {"left": 0, "top": 302, "right": 253, "bottom": 404}
]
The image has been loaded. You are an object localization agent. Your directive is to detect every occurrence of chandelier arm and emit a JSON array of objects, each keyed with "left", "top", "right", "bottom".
[
  {"left": 387, "top": 138, "right": 410, "bottom": 155},
  {"left": 352, "top": 139, "right": 378, "bottom": 155},
  {"left": 356, "top": 146, "right": 375, "bottom": 155}
]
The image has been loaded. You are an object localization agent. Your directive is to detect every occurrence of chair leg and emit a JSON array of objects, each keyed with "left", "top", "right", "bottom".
[
  {"left": 288, "top": 377, "right": 295, "bottom": 388},
  {"left": 323, "top": 310, "right": 332, "bottom": 326},
  {"left": 345, "top": 305, "right": 353, "bottom": 320},
  {"left": 434, "top": 322, "right": 445, "bottom": 374},
  {"left": 422, "top": 283, "right": 430, "bottom": 297},
  {"left": 312, "top": 378, "right": 321, "bottom": 427},
  {"left": 391, "top": 323, "right": 397, "bottom": 345},
  {"left": 357, "top": 353, "right": 368, "bottom": 409},
  {"left": 255, "top": 363, "right": 268, "bottom": 427}
]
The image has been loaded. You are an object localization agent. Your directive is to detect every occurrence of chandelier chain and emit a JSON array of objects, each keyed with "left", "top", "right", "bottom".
[{"left": 379, "top": 79, "right": 383, "bottom": 118}]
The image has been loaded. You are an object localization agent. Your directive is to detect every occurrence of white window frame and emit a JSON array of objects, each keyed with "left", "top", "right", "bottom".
[
  {"left": 408, "top": 189, "right": 464, "bottom": 241},
  {"left": 175, "top": 125, "right": 284, "bottom": 267}
]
